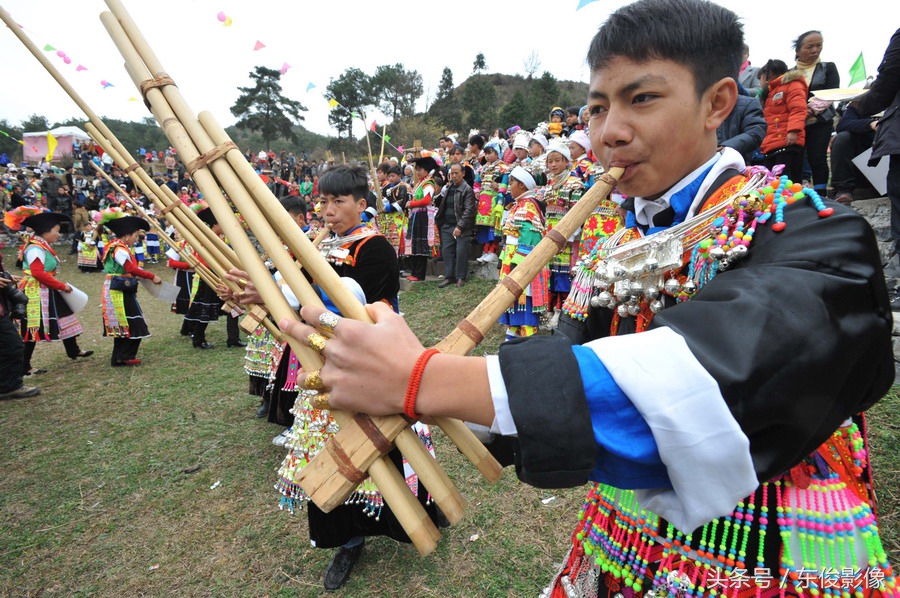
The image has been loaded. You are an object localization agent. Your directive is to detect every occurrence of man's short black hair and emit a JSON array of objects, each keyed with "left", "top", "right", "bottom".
[
  {"left": 587, "top": 0, "right": 743, "bottom": 97},
  {"left": 468, "top": 134, "right": 485, "bottom": 150},
  {"left": 318, "top": 164, "right": 369, "bottom": 201},
  {"left": 566, "top": 106, "right": 581, "bottom": 116},
  {"left": 387, "top": 165, "right": 403, "bottom": 177},
  {"left": 281, "top": 195, "right": 308, "bottom": 216}
]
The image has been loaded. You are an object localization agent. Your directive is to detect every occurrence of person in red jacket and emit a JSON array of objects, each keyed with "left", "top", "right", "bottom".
[
  {"left": 759, "top": 59, "right": 809, "bottom": 183},
  {"left": 6, "top": 209, "right": 93, "bottom": 376}
]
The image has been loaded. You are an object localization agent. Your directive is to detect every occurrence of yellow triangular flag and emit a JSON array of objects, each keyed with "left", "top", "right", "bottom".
[
  {"left": 46, "top": 132, "right": 58, "bottom": 162},
  {"left": 328, "top": 98, "right": 339, "bottom": 108}
]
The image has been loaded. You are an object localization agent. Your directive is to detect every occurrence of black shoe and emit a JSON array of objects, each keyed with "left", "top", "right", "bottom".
[
  {"left": 434, "top": 506, "right": 451, "bottom": 528},
  {"left": 193, "top": 341, "right": 215, "bottom": 349},
  {"left": 891, "top": 291, "right": 900, "bottom": 312},
  {"left": 437, "top": 278, "right": 457, "bottom": 288},
  {"left": 0, "top": 385, "right": 40, "bottom": 400},
  {"left": 255, "top": 399, "right": 269, "bottom": 418},
  {"left": 227, "top": 340, "right": 248, "bottom": 348},
  {"left": 323, "top": 543, "right": 363, "bottom": 591},
  {"left": 70, "top": 350, "right": 94, "bottom": 359}
]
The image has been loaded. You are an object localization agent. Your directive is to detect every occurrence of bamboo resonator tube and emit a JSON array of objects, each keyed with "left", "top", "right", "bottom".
[
  {"left": 435, "top": 168, "right": 624, "bottom": 354},
  {"left": 101, "top": 0, "right": 458, "bottom": 555}
]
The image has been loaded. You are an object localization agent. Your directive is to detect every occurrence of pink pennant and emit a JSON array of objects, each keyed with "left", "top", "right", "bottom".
[
  {"left": 63, "top": 57, "right": 71, "bottom": 64},
  {"left": 253, "top": 40, "right": 265, "bottom": 51},
  {"left": 76, "top": 65, "right": 87, "bottom": 72},
  {"left": 216, "top": 11, "right": 226, "bottom": 22},
  {"left": 398, "top": 146, "right": 404, "bottom": 153},
  {"left": 280, "top": 62, "right": 291, "bottom": 75}
]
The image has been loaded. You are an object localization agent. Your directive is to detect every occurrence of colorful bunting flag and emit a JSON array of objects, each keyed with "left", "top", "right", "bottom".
[
  {"left": 76, "top": 65, "right": 87, "bottom": 71},
  {"left": 351, "top": 111, "right": 359, "bottom": 119},
  {"left": 43, "top": 44, "right": 55, "bottom": 51},
  {"left": 280, "top": 63, "right": 291, "bottom": 75},
  {"left": 384, "top": 135, "right": 391, "bottom": 143},
  {"left": 328, "top": 98, "right": 338, "bottom": 108},
  {"left": 576, "top": 0, "right": 600, "bottom": 8},
  {"left": 849, "top": 52, "right": 867, "bottom": 86},
  {"left": 306, "top": 82, "right": 316, "bottom": 93},
  {"left": 369, "top": 121, "right": 377, "bottom": 132},
  {"left": 253, "top": 40, "right": 265, "bottom": 51}
]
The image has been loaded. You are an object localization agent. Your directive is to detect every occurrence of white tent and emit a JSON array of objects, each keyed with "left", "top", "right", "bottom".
[{"left": 22, "top": 126, "right": 91, "bottom": 163}]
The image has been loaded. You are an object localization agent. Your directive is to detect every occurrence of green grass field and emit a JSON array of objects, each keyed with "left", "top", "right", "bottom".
[{"left": 1, "top": 244, "right": 897, "bottom": 597}]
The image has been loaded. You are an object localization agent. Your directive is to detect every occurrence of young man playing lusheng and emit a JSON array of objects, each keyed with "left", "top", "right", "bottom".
[{"left": 280, "top": 1, "right": 896, "bottom": 595}]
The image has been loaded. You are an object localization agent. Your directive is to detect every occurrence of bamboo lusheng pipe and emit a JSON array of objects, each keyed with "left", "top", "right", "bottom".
[
  {"left": 0, "top": 6, "right": 238, "bottom": 277},
  {"left": 199, "top": 114, "right": 472, "bottom": 520},
  {"left": 85, "top": 124, "right": 237, "bottom": 289},
  {"left": 84, "top": 123, "right": 239, "bottom": 283},
  {"left": 117, "top": 29, "right": 463, "bottom": 531},
  {"left": 313, "top": 168, "right": 625, "bottom": 493},
  {"left": 89, "top": 160, "right": 219, "bottom": 288},
  {"left": 197, "top": 112, "right": 502, "bottom": 487},
  {"left": 433, "top": 167, "right": 624, "bottom": 354},
  {"left": 101, "top": 2, "right": 444, "bottom": 552},
  {"left": 87, "top": 134, "right": 289, "bottom": 344}
]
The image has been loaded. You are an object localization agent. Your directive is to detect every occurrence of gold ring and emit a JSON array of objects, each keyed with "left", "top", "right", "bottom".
[
  {"left": 307, "top": 332, "right": 328, "bottom": 353},
  {"left": 302, "top": 370, "right": 324, "bottom": 391},
  {"left": 237, "top": 277, "right": 248, "bottom": 288},
  {"left": 318, "top": 311, "right": 342, "bottom": 333},
  {"left": 311, "top": 392, "right": 331, "bottom": 410}
]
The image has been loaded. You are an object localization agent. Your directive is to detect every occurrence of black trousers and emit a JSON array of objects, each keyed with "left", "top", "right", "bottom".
[
  {"left": 804, "top": 120, "right": 834, "bottom": 191},
  {"left": 763, "top": 145, "right": 804, "bottom": 187},
  {"left": 830, "top": 130, "right": 876, "bottom": 193},
  {"left": 407, "top": 255, "right": 428, "bottom": 280},
  {"left": 227, "top": 313, "right": 239, "bottom": 344},
  {"left": 111, "top": 337, "right": 141, "bottom": 364},
  {"left": 23, "top": 337, "right": 81, "bottom": 373},
  {"left": 0, "top": 315, "right": 24, "bottom": 393},
  {"left": 192, "top": 315, "right": 239, "bottom": 345},
  {"left": 888, "top": 156, "right": 900, "bottom": 255},
  {"left": 439, "top": 224, "right": 471, "bottom": 281}
]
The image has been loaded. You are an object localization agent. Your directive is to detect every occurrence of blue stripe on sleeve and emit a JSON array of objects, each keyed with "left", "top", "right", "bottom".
[{"left": 572, "top": 345, "right": 672, "bottom": 489}]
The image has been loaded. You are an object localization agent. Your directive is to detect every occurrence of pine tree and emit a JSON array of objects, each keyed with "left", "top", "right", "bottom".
[{"left": 230, "top": 66, "right": 307, "bottom": 150}]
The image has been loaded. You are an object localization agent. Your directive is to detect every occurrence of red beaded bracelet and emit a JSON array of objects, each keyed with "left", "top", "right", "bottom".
[{"left": 404, "top": 348, "right": 440, "bottom": 419}]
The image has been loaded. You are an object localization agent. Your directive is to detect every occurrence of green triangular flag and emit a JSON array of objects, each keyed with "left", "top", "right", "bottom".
[
  {"left": 43, "top": 44, "right": 55, "bottom": 51},
  {"left": 384, "top": 135, "right": 391, "bottom": 143},
  {"left": 351, "top": 111, "right": 360, "bottom": 119},
  {"left": 849, "top": 52, "right": 866, "bottom": 86}
]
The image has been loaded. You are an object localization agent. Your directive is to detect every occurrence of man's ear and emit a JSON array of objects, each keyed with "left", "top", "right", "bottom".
[{"left": 704, "top": 77, "right": 738, "bottom": 131}]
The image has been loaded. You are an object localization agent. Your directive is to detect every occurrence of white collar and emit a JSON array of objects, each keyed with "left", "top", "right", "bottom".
[{"left": 632, "top": 148, "right": 746, "bottom": 226}]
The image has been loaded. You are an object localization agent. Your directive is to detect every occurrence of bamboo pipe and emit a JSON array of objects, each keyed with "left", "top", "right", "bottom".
[
  {"left": 0, "top": 5, "right": 237, "bottom": 275},
  {"left": 199, "top": 114, "right": 471, "bottom": 519},
  {"left": 89, "top": 131, "right": 285, "bottom": 341},
  {"left": 142, "top": 53, "right": 462, "bottom": 527},
  {"left": 434, "top": 168, "right": 624, "bottom": 355},
  {"left": 362, "top": 110, "right": 381, "bottom": 203},
  {"left": 378, "top": 124, "right": 387, "bottom": 167},
  {"left": 199, "top": 112, "right": 502, "bottom": 485},
  {"left": 89, "top": 160, "right": 216, "bottom": 287},
  {"left": 85, "top": 124, "right": 235, "bottom": 287},
  {"left": 101, "top": 3, "right": 442, "bottom": 552},
  {"left": 89, "top": 104, "right": 239, "bottom": 278}
]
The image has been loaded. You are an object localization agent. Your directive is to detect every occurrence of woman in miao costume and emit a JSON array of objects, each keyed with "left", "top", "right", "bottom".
[
  {"left": 403, "top": 155, "right": 443, "bottom": 281},
  {"left": 100, "top": 214, "right": 161, "bottom": 366},
  {"left": 540, "top": 138, "right": 586, "bottom": 329},
  {"left": 497, "top": 166, "right": 550, "bottom": 340},
  {"left": 4, "top": 206, "right": 93, "bottom": 374}
]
